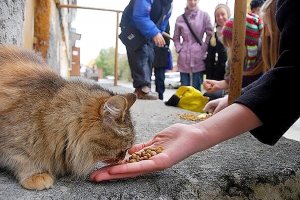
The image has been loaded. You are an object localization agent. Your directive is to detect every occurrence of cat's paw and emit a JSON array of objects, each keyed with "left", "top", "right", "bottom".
[{"left": 21, "top": 173, "right": 54, "bottom": 190}]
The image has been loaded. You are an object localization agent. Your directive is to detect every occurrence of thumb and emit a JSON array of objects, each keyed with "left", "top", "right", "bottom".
[{"left": 128, "top": 140, "right": 155, "bottom": 154}]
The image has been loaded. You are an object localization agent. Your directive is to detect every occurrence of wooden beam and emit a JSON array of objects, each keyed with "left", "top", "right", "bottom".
[{"left": 228, "top": 0, "right": 247, "bottom": 104}]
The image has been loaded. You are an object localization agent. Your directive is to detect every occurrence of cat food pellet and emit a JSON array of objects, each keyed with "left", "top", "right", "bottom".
[
  {"left": 179, "top": 112, "right": 213, "bottom": 121},
  {"left": 127, "top": 146, "right": 164, "bottom": 163}
]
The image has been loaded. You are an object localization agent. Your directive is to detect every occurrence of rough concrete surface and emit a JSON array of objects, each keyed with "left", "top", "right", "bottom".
[{"left": 1, "top": 83, "right": 300, "bottom": 200}]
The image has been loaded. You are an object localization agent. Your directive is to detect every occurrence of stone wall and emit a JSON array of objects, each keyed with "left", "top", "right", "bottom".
[
  {"left": 0, "top": 0, "right": 75, "bottom": 78},
  {"left": 0, "top": 0, "right": 25, "bottom": 46}
]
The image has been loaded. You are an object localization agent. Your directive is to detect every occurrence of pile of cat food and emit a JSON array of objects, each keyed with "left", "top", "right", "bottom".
[
  {"left": 127, "top": 146, "right": 164, "bottom": 163},
  {"left": 179, "top": 112, "right": 213, "bottom": 121}
]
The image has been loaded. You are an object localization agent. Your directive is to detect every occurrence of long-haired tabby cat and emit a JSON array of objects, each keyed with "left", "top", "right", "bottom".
[{"left": 0, "top": 46, "right": 136, "bottom": 190}]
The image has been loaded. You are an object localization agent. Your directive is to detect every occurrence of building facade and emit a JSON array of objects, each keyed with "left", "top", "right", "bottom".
[{"left": 0, "top": 0, "right": 80, "bottom": 78}]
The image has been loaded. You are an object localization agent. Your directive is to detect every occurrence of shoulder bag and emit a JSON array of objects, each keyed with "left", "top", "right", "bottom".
[
  {"left": 182, "top": 14, "right": 202, "bottom": 46},
  {"left": 119, "top": 26, "right": 147, "bottom": 51}
]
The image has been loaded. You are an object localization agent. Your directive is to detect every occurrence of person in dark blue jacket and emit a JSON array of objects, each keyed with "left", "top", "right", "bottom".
[{"left": 120, "top": 0, "right": 172, "bottom": 100}]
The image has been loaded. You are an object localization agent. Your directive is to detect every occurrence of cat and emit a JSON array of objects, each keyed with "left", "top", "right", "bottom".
[{"left": 0, "top": 45, "right": 136, "bottom": 190}]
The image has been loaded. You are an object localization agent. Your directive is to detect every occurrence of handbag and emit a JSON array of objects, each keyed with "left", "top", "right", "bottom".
[
  {"left": 153, "top": 46, "right": 169, "bottom": 68},
  {"left": 119, "top": 26, "right": 147, "bottom": 51},
  {"left": 182, "top": 14, "right": 202, "bottom": 46},
  {"left": 165, "top": 86, "right": 209, "bottom": 112}
]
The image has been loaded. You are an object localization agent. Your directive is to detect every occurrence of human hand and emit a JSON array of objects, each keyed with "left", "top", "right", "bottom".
[
  {"left": 203, "top": 79, "right": 228, "bottom": 93},
  {"left": 90, "top": 123, "right": 203, "bottom": 182},
  {"left": 152, "top": 33, "right": 166, "bottom": 47},
  {"left": 203, "top": 95, "right": 229, "bottom": 114}
]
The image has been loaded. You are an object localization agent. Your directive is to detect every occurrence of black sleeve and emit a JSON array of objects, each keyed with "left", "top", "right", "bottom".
[{"left": 234, "top": 0, "right": 300, "bottom": 145}]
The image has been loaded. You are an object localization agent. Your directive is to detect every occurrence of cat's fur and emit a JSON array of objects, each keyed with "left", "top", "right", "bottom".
[{"left": 0, "top": 46, "right": 136, "bottom": 190}]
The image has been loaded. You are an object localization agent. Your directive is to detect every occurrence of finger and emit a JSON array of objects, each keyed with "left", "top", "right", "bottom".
[
  {"left": 158, "top": 37, "right": 166, "bottom": 47},
  {"left": 213, "top": 103, "right": 223, "bottom": 114},
  {"left": 92, "top": 170, "right": 146, "bottom": 182},
  {"left": 203, "top": 105, "right": 215, "bottom": 114},
  {"left": 203, "top": 101, "right": 216, "bottom": 113},
  {"left": 128, "top": 140, "right": 154, "bottom": 154},
  {"left": 89, "top": 164, "right": 117, "bottom": 181},
  {"left": 90, "top": 154, "right": 168, "bottom": 182}
]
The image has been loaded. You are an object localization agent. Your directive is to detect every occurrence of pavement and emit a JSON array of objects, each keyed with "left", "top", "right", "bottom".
[{"left": 1, "top": 82, "right": 300, "bottom": 200}]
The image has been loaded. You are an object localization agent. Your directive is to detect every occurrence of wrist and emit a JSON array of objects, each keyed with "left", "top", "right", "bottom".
[{"left": 189, "top": 123, "right": 213, "bottom": 152}]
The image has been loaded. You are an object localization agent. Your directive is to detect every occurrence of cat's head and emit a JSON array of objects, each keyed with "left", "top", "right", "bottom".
[{"left": 68, "top": 93, "right": 137, "bottom": 176}]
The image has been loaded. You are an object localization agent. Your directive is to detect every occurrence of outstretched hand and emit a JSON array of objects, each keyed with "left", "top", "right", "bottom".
[{"left": 90, "top": 124, "right": 203, "bottom": 182}]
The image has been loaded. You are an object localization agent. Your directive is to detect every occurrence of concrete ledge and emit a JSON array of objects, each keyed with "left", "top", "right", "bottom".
[{"left": 1, "top": 84, "right": 300, "bottom": 199}]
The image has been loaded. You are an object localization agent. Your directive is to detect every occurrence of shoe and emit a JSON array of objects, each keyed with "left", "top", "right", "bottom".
[{"left": 134, "top": 87, "right": 158, "bottom": 100}]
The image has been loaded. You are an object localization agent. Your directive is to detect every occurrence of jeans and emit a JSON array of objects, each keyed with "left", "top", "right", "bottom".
[
  {"left": 154, "top": 67, "right": 165, "bottom": 100},
  {"left": 126, "top": 42, "right": 155, "bottom": 89},
  {"left": 180, "top": 71, "right": 204, "bottom": 91}
]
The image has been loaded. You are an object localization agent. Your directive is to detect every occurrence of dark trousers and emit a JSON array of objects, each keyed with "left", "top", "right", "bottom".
[
  {"left": 154, "top": 67, "right": 165, "bottom": 100},
  {"left": 180, "top": 71, "right": 204, "bottom": 91},
  {"left": 126, "top": 42, "right": 155, "bottom": 89}
]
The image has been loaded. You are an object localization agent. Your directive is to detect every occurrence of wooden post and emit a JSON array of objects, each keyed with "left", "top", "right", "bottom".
[
  {"left": 114, "top": 12, "right": 120, "bottom": 86},
  {"left": 228, "top": 0, "right": 248, "bottom": 104}
]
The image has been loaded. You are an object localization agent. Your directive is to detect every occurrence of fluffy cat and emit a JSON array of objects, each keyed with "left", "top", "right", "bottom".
[{"left": 0, "top": 45, "right": 136, "bottom": 190}]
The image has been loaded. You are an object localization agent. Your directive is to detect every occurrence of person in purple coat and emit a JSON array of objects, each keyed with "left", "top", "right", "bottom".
[
  {"left": 173, "top": 0, "right": 213, "bottom": 91},
  {"left": 90, "top": 0, "right": 299, "bottom": 182}
]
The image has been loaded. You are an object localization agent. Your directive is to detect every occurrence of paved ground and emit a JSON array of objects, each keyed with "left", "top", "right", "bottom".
[{"left": 1, "top": 82, "right": 300, "bottom": 200}]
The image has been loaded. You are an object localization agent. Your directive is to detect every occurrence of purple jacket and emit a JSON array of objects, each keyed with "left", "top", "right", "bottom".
[{"left": 173, "top": 7, "right": 213, "bottom": 73}]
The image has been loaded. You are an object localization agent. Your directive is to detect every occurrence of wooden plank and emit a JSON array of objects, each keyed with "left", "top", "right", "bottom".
[{"left": 228, "top": 0, "right": 248, "bottom": 104}]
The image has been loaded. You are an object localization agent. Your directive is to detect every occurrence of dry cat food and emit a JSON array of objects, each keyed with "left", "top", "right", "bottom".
[
  {"left": 179, "top": 112, "right": 213, "bottom": 121},
  {"left": 127, "top": 146, "right": 165, "bottom": 163}
]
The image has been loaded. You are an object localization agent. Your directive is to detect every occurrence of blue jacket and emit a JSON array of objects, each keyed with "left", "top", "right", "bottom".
[{"left": 121, "top": 0, "right": 172, "bottom": 39}]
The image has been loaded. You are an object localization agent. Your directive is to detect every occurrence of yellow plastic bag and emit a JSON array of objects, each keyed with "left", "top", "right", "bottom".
[{"left": 175, "top": 86, "right": 209, "bottom": 112}]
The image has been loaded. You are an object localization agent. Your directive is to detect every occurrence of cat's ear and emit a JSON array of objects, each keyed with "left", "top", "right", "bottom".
[
  {"left": 123, "top": 93, "right": 136, "bottom": 110},
  {"left": 103, "top": 94, "right": 136, "bottom": 120}
]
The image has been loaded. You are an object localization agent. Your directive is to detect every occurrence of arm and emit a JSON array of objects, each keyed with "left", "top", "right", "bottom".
[
  {"left": 90, "top": 0, "right": 299, "bottom": 182},
  {"left": 159, "top": 4, "right": 172, "bottom": 32},
  {"left": 173, "top": 17, "right": 182, "bottom": 53},
  {"left": 90, "top": 103, "right": 262, "bottom": 182},
  {"left": 132, "top": 0, "right": 160, "bottom": 39},
  {"left": 235, "top": 0, "right": 300, "bottom": 145}
]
